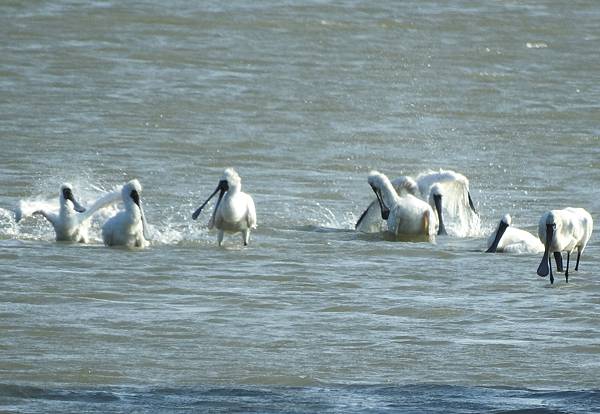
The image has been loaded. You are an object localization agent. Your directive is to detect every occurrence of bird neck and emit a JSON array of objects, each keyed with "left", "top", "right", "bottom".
[
  {"left": 59, "top": 201, "right": 76, "bottom": 217},
  {"left": 227, "top": 183, "right": 241, "bottom": 195},
  {"left": 379, "top": 179, "right": 399, "bottom": 206},
  {"left": 125, "top": 201, "right": 141, "bottom": 217}
]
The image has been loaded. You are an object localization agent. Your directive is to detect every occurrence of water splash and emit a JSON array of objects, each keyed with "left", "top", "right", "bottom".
[
  {"left": 305, "top": 202, "right": 357, "bottom": 230},
  {"left": 9, "top": 185, "right": 123, "bottom": 243},
  {"left": 0, "top": 207, "right": 20, "bottom": 239},
  {"left": 14, "top": 198, "right": 57, "bottom": 223},
  {"left": 442, "top": 197, "right": 483, "bottom": 238},
  {"left": 146, "top": 205, "right": 211, "bottom": 246}
]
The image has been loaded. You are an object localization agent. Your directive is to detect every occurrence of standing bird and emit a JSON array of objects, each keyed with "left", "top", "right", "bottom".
[
  {"left": 18, "top": 183, "right": 119, "bottom": 243},
  {"left": 485, "top": 214, "right": 544, "bottom": 254},
  {"left": 192, "top": 168, "right": 257, "bottom": 246},
  {"left": 367, "top": 170, "right": 435, "bottom": 239},
  {"left": 537, "top": 208, "right": 593, "bottom": 284},
  {"left": 102, "top": 179, "right": 150, "bottom": 248}
]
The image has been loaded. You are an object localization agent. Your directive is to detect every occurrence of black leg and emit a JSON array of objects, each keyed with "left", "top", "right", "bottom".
[
  {"left": 575, "top": 249, "right": 581, "bottom": 271},
  {"left": 549, "top": 256, "right": 554, "bottom": 284},
  {"left": 554, "top": 252, "right": 563, "bottom": 272},
  {"left": 565, "top": 252, "right": 570, "bottom": 283}
]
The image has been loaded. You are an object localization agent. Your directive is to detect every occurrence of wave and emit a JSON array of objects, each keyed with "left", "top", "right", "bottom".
[{"left": 1, "top": 383, "right": 598, "bottom": 413}]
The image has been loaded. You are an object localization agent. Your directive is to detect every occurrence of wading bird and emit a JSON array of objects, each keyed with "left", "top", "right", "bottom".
[
  {"left": 366, "top": 170, "right": 435, "bottom": 240},
  {"left": 537, "top": 208, "right": 593, "bottom": 284},
  {"left": 102, "top": 179, "right": 150, "bottom": 248},
  {"left": 485, "top": 214, "right": 544, "bottom": 254},
  {"left": 356, "top": 169, "right": 479, "bottom": 236},
  {"left": 192, "top": 168, "right": 256, "bottom": 246},
  {"left": 19, "top": 183, "right": 119, "bottom": 243}
]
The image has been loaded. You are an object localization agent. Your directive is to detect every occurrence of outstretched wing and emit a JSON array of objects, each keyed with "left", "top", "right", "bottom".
[
  {"left": 415, "top": 169, "right": 480, "bottom": 237},
  {"left": 390, "top": 176, "right": 419, "bottom": 197},
  {"left": 15, "top": 199, "right": 57, "bottom": 223},
  {"left": 76, "top": 189, "right": 122, "bottom": 224},
  {"left": 32, "top": 209, "right": 59, "bottom": 226},
  {"left": 415, "top": 170, "right": 468, "bottom": 198},
  {"left": 355, "top": 199, "right": 385, "bottom": 233}
]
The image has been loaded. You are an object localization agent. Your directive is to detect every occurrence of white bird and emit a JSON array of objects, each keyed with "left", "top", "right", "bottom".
[
  {"left": 18, "top": 183, "right": 120, "bottom": 243},
  {"left": 356, "top": 169, "right": 479, "bottom": 236},
  {"left": 485, "top": 214, "right": 544, "bottom": 254},
  {"left": 356, "top": 175, "right": 424, "bottom": 232},
  {"left": 101, "top": 179, "right": 150, "bottom": 248},
  {"left": 537, "top": 208, "right": 593, "bottom": 284},
  {"left": 367, "top": 170, "right": 435, "bottom": 239},
  {"left": 192, "top": 168, "right": 257, "bottom": 246},
  {"left": 414, "top": 169, "right": 479, "bottom": 236}
]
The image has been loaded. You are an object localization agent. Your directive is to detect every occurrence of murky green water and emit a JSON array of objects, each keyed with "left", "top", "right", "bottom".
[{"left": 1, "top": 1, "right": 599, "bottom": 412}]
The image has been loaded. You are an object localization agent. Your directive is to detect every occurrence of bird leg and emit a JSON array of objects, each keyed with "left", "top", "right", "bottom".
[
  {"left": 565, "top": 252, "right": 570, "bottom": 283},
  {"left": 553, "top": 252, "right": 563, "bottom": 272}
]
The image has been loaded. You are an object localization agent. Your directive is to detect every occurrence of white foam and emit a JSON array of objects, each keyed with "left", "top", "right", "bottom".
[
  {"left": 14, "top": 198, "right": 58, "bottom": 223},
  {"left": 526, "top": 42, "right": 548, "bottom": 49},
  {"left": 0, "top": 208, "right": 20, "bottom": 238},
  {"left": 305, "top": 202, "right": 357, "bottom": 230},
  {"left": 11, "top": 184, "right": 124, "bottom": 243}
]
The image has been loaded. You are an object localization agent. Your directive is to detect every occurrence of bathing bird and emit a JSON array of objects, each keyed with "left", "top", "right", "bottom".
[
  {"left": 485, "top": 214, "right": 544, "bottom": 254},
  {"left": 21, "top": 183, "right": 119, "bottom": 243},
  {"left": 414, "top": 169, "right": 479, "bottom": 236},
  {"left": 101, "top": 179, "right": 150, "bottom": 248},
  {"left": 536, "top": 208, "right": 593, "bottom": 284},
  {"left": 367, "top": 170, "right": 435, "bottom": 239},
  {"left": 356, "top": 175, "right": 422, "bottom": 233},
  {"left": 192, "top": 168, "right": 257, "bottom": 246},
  {"left": 356, "top": 169, "right": 478, "bottom": 236},
  {"left": 428, "top": 184, "right": 447, "bottom": 236}
]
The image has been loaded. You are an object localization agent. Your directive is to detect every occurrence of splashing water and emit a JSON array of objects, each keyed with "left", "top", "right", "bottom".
[
  {"left": 11, "top": 185, "right": 124, "bottom": 243},
  {"left": 14, "top": 198, "right": 57, "bottom": 223}
]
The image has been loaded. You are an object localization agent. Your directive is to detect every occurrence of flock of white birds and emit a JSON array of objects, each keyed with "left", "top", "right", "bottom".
[
  {"left": 358, "top": 169, "right": 592, "bottom": 285},
  {"left": 14, "top": 168, "right": 593, "bottom": 285}
]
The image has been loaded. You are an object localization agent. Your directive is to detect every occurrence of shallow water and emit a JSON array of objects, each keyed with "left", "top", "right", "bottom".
[{"left": 1, "top": 0, "right": 599, "bottom": 412}]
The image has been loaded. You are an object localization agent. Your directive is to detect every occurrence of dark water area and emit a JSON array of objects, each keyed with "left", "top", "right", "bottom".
[{"left": 2, "top": 383, "right": 599, "bottom": 413}]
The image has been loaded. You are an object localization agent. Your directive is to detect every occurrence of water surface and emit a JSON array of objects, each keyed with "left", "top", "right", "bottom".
[{"left": 1, "top": 0, "right": 599, "bottom": 412}]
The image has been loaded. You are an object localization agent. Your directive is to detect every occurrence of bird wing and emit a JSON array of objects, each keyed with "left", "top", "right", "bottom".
[
  {"left": 355, "top": 199, "right": 385, "bottom": 233},
  {"left": 246, "top": 195, "right": 257, "bottom": 229},
  {"left": 416, "top": 170, "right": 468, "bottom": 199},
  {"left": 416, "top": 170, "right": 480, "bottom": 237},
  {"left": 76, "top": 189, "right": 122, "bottom": 224},
  {"left": 33, "top": 209, "right": 59, "bottom": 226}
]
